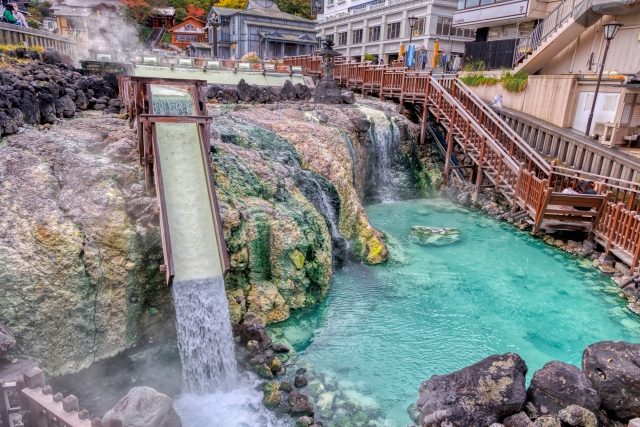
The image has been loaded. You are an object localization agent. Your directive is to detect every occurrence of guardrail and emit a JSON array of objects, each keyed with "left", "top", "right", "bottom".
[
  {"left": 1, "top": 367, "right": 121, "bottom": 427},
  {"left": 0, "top": 22, "right": 77, "bottom": 57},
  {"left": 134, "top": 55, "right": 302, "bottom": 74}
]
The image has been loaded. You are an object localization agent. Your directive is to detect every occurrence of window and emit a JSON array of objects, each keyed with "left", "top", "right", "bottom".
[
  {"left": 412, "top": 17, "right": 426, "bottom": 36},
  {"left": 326, "top": 34, "right": 334, "bottom": 43},
  {"left": 352, "top": 29, "right": 362, "bottom": 44},
  {"left": 603, "top": 95, "right": 617, "bottom": 112},
  {"left": 348, "top": 0, "right": 384, "bottom": 11},
  {"left": 369, "top": 26, "right": 380, "bottom": 41},
  {"left": 99, "top": 10, "right": 110, "bottom": 16},
  {"left": 453, "top": 27, "right": 474, "bottom": 38},
  {"left": 327, "top": 0, "right": 334, "bottom": 5},
  {"left": 436, "top": 17, "right": 452, "bottom": 36},
  {"left": 387, "top": 22, "right": 401, "bottom": 39},
  {"left": 338, "top": 32, "right": 347, "bottom": 45},
  {"left": 185, "top": 24, "right": 197, "bottom": 31}
]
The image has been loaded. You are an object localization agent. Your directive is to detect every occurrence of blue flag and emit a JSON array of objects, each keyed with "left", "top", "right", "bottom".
[{"left": 405, "top": 44, "right": 415, "bottom": 67}]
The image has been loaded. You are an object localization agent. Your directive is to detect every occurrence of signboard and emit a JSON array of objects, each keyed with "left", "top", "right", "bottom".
[{"left": 405, "top": 44, "right": 415, "bottom": 67}]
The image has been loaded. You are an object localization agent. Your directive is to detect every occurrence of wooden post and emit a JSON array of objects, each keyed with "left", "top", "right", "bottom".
[
  {"left": 443, "top": 107, "right": 457, "bottom": 185},
  {"left": 475, "top": 135, "right": 486, "bottom": 195},
  {"left": 0, "top": 380, "right": 10, "bottom": 427},
  {"left": 463, "top": 121, "right": 470, "bottom": 153},
  {"left": 495, "top": 154, "right": 503, "bottom": 190},
  {"left": 606, "top": 202, "right": 624, "bottom": 254}
]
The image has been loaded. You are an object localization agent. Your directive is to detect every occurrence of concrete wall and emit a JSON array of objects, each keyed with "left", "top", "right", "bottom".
[
  {"left": 538, "top": 12, "right": 640, "bottom": 76},
  {"left": 468, "top": 74, "right": 579, "bottom": 128}
]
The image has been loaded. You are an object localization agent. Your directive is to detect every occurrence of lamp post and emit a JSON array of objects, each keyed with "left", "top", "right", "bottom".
[
  {"left": 208, "top": 12, "right": 219, "bottom": 59},
  {"left": 408, "top": 15, "right": 418, "bottom": 45},
  {"left": 264, "top": 33, "right": 271, "bottom": 60},
  {"left": 585, "top": 20, "right": 622, "bottom": 136}
]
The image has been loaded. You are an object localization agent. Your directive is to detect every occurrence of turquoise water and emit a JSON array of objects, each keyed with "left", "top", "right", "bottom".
[{"left": 272, "top": 198, "right": 640, "bottom": 426}]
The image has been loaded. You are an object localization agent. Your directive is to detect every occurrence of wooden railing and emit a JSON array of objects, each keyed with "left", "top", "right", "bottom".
[
  {"left": 282, "top": 55, "right": 321, "bottom": 73},
  {"left": 1, "top": 367, "right": 121, "bottom": 427},
  {"left": 280, "top": 55, "right": 640, "bottom": 271}
]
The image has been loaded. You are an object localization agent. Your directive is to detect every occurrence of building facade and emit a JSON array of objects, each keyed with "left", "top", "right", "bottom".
[
  {"left": 315, "top": 0, "right": 473, "bottom": 65},
  {"left": 451, "top": 0, "right": 640, "bottom": 146},
  {"left": 208, "top": 0, "right": 317, "bottom": 60},
  {"left": 50, "top": 0, "right": 123, "bottom": 51},
  {"left": 168, "top": 16, "right": 207, "bottom": 49}
]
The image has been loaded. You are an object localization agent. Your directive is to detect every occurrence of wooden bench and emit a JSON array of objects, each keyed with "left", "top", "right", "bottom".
[{"left": 533, "top": 190, "right": 609, "bottom": 233}]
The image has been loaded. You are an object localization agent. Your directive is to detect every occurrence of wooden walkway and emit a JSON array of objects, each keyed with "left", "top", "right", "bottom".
[{"left": 284, "top": 57, "right": 640, "bottom": 272}]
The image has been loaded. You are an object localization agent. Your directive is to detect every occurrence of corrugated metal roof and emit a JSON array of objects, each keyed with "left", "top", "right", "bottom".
[{"left": 210, "top": 0, "right": 313, "bottom": 23}]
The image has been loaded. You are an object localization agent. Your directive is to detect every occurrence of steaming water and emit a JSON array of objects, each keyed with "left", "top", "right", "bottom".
[
  {"left": 273, "top": 198, "right": 640, "bottom": 426},
  {"left": 361, "top": 107, "right": 401, "bottom": 203}
]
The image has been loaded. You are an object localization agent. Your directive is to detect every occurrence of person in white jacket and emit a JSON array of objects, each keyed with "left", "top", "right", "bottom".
[
  {"left": 490, "top": 93, "right": 503, "bottom": 109},
  {"left": 12, "top": 4, "right": 28, "bottom": 27}
]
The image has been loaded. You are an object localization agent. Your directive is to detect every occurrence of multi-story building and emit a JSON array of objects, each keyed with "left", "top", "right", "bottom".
[
  {"left": 208, "top": 0, "right": 317, "bottom": 60},
  {"left": 50, "top": 0, "right": 122, "bottom": 48},
  {"left": 315, "top": 0, "right": 474, "bottom": 65},
  {"left": 451, "top": 0, "right": 640, "bottom": 147}
]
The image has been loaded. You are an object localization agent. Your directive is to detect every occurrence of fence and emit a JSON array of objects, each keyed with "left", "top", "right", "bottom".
[
  {"left": 0, "top": 23, "right": 77, "bottom": 57},
  {"left": 463, "top": 39, "right": 517, "bottom": 70}
]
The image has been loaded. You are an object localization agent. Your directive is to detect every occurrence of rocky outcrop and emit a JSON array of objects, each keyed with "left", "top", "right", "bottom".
[
  {"left": 206, "top": 79, "right": 312, "bottom": 105},
  {"left": 527, "top": 361, "right": 600, "bottom": 416},
  {"left": 102, "top": 387, "right": 182, "bottom": 427},
  {"left": 417, "top": 353, "right": 528, "bottom": 427},
  {"left": 582, "top": 341, "right": 640, "bottom": 421},
  {"left": 0, "top": 321, "right": 15, "bottom": 358},
  {"left": 0, "top": 54, "right": 120, "bottom": 137},
  {"left": 557, "top": 405, "right": 598, "bottom": 427}
]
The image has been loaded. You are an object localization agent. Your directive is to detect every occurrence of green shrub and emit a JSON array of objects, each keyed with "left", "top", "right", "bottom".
[
  {"left": 500, "top": 69, "right": 528, "bottom": 93},
  {"left": 364, "top": 53, "right": 376, "bottom": 61},
  {"left": 462, "top": 59, "right": 485, "bottom": 72}
]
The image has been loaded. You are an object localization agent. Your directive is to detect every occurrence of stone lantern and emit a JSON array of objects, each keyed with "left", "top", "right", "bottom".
[{"left": 313, "top": 38, "right": 343, "bottom": 104}]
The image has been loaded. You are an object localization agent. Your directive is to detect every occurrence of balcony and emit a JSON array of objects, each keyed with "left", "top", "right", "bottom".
[
  {"left": 453, "top": 0, "right": 528, "bottom": 29},
  {"left": 219, "top": 31, "right": 231, "bottom": 42}
]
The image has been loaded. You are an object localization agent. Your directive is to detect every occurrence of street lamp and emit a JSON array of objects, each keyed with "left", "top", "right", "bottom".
[
  {"left": 408, "top": 15, "right": 418, "bottom": 45},
  {"left": 585, "top": 20, "right": 623, "bottom": 136},
  {"left": 264, "top": 32, "right": 271, "bottom": 60}
]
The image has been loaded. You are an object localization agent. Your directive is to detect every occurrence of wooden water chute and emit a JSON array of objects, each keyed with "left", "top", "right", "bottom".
[{"left": 117, "top": 76, "right": 230, "bottom": 285}]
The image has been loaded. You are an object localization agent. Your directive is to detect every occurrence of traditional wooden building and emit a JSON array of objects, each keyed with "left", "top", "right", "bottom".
[
  {"left": 150, "top": 7, "right": 175, "bottom": 28},
  {"left": 168, "top": 16, "right": 207, "bottom": 49}
]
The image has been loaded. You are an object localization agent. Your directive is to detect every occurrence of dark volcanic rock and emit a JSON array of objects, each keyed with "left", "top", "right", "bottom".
[
  {"left": 0, "top": 321, "right": 16, "bottom": 358},
  {"left": 294, "top": 375, "right": 308, "bottom": 388},
  {"left": 42, "top": 48, "right": 62, "bottom": 65},
  {"left": 288, "top": 391, "right": 314, "bottom": 416},
  {"left": 503, "top": 412, "right": 533, "bottom": 427},
  {"left": 417, "top": 353, "right": 527, "bottom": 427},
  {"left": 236, "top": 79, "right": 257, "bottom": 102},
  {"left": 205, "top": 84, "right": 223, "bottom": 99},
  {"left": 280, "top": 80, "right": 296, "bottom": 101},
  {"left": 238, "top": 312, "right": 271, "bottom": 349},
  {"left": 582, "top": 341, "right": 640, "bottom": 421},
  {"left": 527, "top": 361, "right": 600, "bottom": 416},
  {"left": 557, "top": 405, "right": 598, "bottom": 427},
  {"left": 272, "top": 343, "right": 290, "bottom": 353},
  {"left": 341, "top": 91, "right": 356, "bottom": 104}
]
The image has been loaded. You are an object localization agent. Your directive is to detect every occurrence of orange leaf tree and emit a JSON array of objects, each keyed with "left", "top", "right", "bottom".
[{"left": 186, "top": 4, "right": 206, "bottom": 16}]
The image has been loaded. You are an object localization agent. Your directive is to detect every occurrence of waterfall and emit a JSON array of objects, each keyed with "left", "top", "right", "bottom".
[
  {"left": 152, "top": 97, "right": 195, "bottom": 116},
  {"left": 294, "top": 170, "right": 347, "bottom": 267},
  {"left": 173, "top": 277, "right": 238, "bottom": 394},
  {"left": 361, "top": 107, "right": 401, "bottom": 203}
]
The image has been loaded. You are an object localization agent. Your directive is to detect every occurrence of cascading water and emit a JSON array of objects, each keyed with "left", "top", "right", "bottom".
[
  {"left": 149, "top": 85, "right": 285, "bottom": 427},
  {"left": 294, "top": 170, "right": 347, "bottom": 267},
  {"left": 360, "top": 107, "right": 401, "bottom": 203},
  {"left": 172, "top": 278, "right": 238, "bottom": 394}
]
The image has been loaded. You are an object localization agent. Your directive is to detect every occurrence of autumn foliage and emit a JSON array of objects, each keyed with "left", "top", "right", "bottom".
[{"left": 186, "top": 4, "right": 205, "bottom": 16}]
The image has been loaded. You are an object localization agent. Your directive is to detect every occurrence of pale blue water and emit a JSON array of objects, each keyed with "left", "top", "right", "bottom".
[{"left": 273, "top": 198, "right": 640, "bottom": 426}]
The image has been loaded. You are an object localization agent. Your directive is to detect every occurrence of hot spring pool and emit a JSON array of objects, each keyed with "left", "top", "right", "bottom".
[{"left": 270, "top": 198, "right": 640, "bottom": 426}]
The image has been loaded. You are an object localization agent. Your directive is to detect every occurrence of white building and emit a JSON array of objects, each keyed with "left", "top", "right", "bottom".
[{"left": 316, "top": 0, "right": 474, "bottom": 65}]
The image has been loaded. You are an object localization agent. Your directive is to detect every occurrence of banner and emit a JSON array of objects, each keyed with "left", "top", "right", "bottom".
[
  {"left": 431, "top": 41, "right": 440, "bottom": 68},
  {"left": 405, "top": 44, "right": 415, "bottom": 67}
]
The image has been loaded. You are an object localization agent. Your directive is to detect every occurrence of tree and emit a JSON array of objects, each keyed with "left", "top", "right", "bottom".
[
  {"left": 213, "top": 0, "right": 247, "bottom": 9},
  {"left": 186, "top": 4, "right": 205, "bottom": 17},
  {"left": 275, "top": 0, "right": 310, "bottom": 18},
  {"left": 122, "top": 0, "right": 170, "bottom": 23}
]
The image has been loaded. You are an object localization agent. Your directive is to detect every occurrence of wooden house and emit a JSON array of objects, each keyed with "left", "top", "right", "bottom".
[{"left": 168, "top": 16, "right": 207, "bottom": 49}]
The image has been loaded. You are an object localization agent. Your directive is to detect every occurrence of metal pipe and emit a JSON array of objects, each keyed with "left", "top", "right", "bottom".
[
  {"left": 585, "top": 37, "right": 611, "bottom": 136},
  {"left": 423, "top": 409, "right": 453, "bottom": 425}
]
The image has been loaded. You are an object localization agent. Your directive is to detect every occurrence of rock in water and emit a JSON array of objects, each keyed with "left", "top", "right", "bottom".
[
  {"left": 341, "top": 91, "right": 356, "bottom": 104},
  {"left": 582, "top": 341, "right": 640, "bottom": 421},
  {"left": 102, "top": 387, "right": 182, "bottom": 427},
  {"left": 527, "top": 361, "right": 600, "bottom": 416},
  {"left": 0, "top": 321, "right": 16, "bottom": 358},
  {"left": 417, "top": 353, "right": 527, "bottom": 427},
  {"left": 409, "top": 226, "right": 461, "bottom": 246},
  {"left": 557, "top": 405, "right": 597, "bottom": 427}
]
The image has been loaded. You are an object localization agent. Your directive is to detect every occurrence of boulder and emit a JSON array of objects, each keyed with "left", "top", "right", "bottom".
[
  {"left": 295, "top": 375, "right": 308, "bottom": 388},
  {"left": 557, "top": 405, "right": 598, "bottom": 427},
  {"left": 582, "top": 341, "right": 640, "bottom": 421},
  {"left": 527, "top": 361, "right": 600, "bottom": 416},
  {"left": 409, "top": 226, "right": 461, "bottom": 246},
  {"left": 263, "top": 389, "right": 282, "bottom": 409},
  {"left": 288, "top": 391, "right": 314, "bottom": 417},
  {"left": 239, "top": 312, "right": 271, "bottom": 349},
  {"left": 101, "top": 387, "right": 182, "bottom": 427},
  {"left": 0, "top": 321, "right": 16, "bottom": 358},
  {"left": 280, "top": 80, "right": 296, "bottom": 101},
  {"left": 205, "top": 84, "right": 223, "bottom": 99},
  {"left": 532, "top": 416, "right": 561, "bottom": 427},
  {"left": 341, "top": 91, "right": 356, "bottom": 104},
  {"left": 271, "top": 343, "right": 290, "bottom": 353},
  {"left": 55, "top": 95, "right": 76, "bottom": 118},
  {"left": 503, "top": 412, "right": 533, "bottom": 427},
  {"left": 42, "top": 49, "right": 62, "bottom": 65},
  {"left": 280, "top": 380, "right": 294, "bottom": 392},
  {"left": 296, "top": 416, "right": 314, "bottom": 427},
  {"left": 417, "top": 353, "right": 527, "bottom": 427}
]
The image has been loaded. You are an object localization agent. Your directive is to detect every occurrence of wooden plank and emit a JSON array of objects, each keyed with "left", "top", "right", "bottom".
[{"left": 21, "top": 387, "right": 92, "bottom": 427}]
